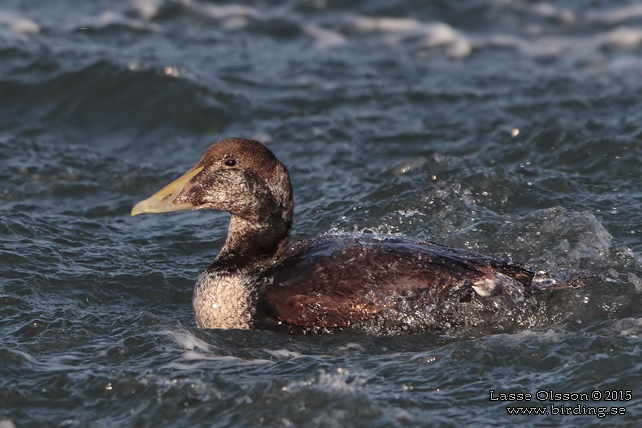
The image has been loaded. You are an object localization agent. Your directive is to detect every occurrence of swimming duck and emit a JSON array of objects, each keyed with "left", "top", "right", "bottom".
[{"left": 132, "top": 138, "right": 571, "bottom": 334}]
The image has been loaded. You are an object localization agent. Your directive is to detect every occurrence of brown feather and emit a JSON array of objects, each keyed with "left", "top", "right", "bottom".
[{"left": 259, "top": 237, "right": 537, "bottom": 331}]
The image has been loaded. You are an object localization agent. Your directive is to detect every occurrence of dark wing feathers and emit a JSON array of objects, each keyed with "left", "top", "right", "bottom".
[{"left": 261, "top": 238, "right": 535, "bottom": 328}]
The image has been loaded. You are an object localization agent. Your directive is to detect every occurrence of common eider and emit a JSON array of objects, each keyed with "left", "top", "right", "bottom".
[{"left": 132, "top": 138, "right": 576, "bottom": 334}]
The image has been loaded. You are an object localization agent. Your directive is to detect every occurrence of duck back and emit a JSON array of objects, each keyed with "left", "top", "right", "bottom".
[{"left": 258, "top": 236, "right": 540, "bottom": 334}]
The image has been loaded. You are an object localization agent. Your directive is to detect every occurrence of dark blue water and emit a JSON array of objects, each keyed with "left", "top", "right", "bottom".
[{"left": 2, "top": 1, "right": 642, "bottom": 426}]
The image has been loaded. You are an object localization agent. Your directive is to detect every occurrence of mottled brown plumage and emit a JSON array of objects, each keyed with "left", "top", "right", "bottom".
[
  {"left": 257, "top": 237, "right": 540, "bottom": 334},
  {"left": 132, "top": 138, "right": 572, "bottom": 334}
]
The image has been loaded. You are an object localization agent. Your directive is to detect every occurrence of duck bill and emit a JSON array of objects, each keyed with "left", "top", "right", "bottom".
[{"left": 131, "top": 167, "right": 204, "bottom": 216}]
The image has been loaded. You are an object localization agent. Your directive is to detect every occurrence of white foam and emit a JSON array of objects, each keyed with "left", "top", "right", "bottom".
[
  {"left": 492, "top": 207, "right": 613, "bottom": 270},
  {"left": 186, "top": 2, "right": 260, "bottom": 21},
  {"left": 603, "top": 27, "right": 642, "bottom": 50},
  {"left": 264, "top": 349, "right": 302, "bottom": 359},
  {"left": 349, "top": 16, "right": 423, "bottom": 33},
  {"left": 302, "top": 24, "right": 347, "bottom": 48},
  {"left": 586, "top": 4, "right": 642, "bottom": 25},
  {"left": 160, "top": 329, "right": 211, "bottom": 352},
  {"left": 128, "top": 0, "right": 163, "bottom": 20},
  {"left": 35, "top": 0, "right": 642, "bottom": 64},
  {"left": 179, "top": 350, "right": 241, "bottom": 362},
  {"left": 81, "top": 11, "right": 162, "bottom": 32},
  {"left": 0, "top": 11, "right": 39, "bottom": 34},
  {"left": 336, "top": 342, "right": 365, "bottom": 351},
  {"left": 283, "top": 368, "right": 365, "bottom": 394},
  {"left": 529, "top": 2, "right": 576, "bottom": 25},
  {"left": 347, "top": 16, "right": 471, "bottom": 59}
]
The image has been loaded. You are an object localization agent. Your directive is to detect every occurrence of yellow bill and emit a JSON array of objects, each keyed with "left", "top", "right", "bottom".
[{"left": 131, "top": 166, "right": 204, "bottom": 216}]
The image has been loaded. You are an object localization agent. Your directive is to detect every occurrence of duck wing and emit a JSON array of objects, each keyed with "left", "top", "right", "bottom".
[{"left": 259, "top": 237, "right": 535, "bottom": 330}]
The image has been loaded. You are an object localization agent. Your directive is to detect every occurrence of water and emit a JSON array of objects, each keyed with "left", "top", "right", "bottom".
[{"left": 1, "top": 0, "right": 642, "bottom": 426}]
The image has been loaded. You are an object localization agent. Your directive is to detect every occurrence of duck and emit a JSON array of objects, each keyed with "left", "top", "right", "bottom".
[{"left": 132, "top": 138, "right": 576, "bottom": 334}]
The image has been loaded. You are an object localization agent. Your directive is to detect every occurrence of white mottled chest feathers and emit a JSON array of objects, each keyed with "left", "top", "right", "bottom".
[{"left": 192, "top": 271, "right": 258, "bottom": 329}]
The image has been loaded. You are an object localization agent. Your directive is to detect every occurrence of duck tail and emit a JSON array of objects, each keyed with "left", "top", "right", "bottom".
[{"left": 531, "top": 269, "right": 596, "bottom": 291}]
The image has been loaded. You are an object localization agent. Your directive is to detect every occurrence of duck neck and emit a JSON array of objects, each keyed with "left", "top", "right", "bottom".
[
  {"left": 193, "top": 213, "right": 291, "bottom": 329},
  {"left": 212, "top": 212, "right": 292, "bottom": 274}
]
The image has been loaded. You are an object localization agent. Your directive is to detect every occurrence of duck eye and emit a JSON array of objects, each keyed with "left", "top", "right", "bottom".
[{"left": 224, "top": 158, "right": 236, "bottom": 167}]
